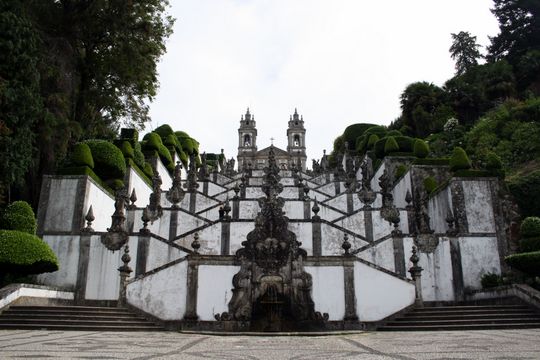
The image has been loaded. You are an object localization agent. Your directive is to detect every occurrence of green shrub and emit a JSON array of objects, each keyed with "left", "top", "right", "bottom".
[
  {"left": 374, "top": 138, "right": 387, "bottom": 158},
  {"left": 384, "top": 136, "right": 399, "bottom": 154},
  {"left": 521, "top": 237, "right": 540, "bottom": 252},
  {"left": 1, "top": 201, "right": 36, "bottom": 235},
  {"left": 133, "top": 142, "right": 145, "bottom": 169},
  {"left": 119, "top": 128, "right": 139, "bottom": 146},
  {"left": 164, "top": 134, "right": 179, "bottom": 148},
  {"left": 154, "top": 124, "right": 174, "bottom": 139},
  {"left": 423, "top": 176, "right": 438, "bottom": 194},
  {"left": 485, "top": 152, "right": 502, "bottom": 170},
  {"left": 120, "top": 141, "right": 134, "bottom": 159},
  {"left": 413, "top": 139, "right": 430, "bottom": 158},
  {"left": 84, "top": 140, "right": 127, "bottom": 180},
  {"left": 70, "top": 143, "right": 94, "bottom": 168},
  {"left": 386, "top": 130, "right": 402, "bottom": 137},
  {"left": 143, "top": 162, "right": 154, "bottom": 178},
  {"left": 367, "top": 134, "right": 379, "bottom": 149},
  {"left": 450, "top": 146, "right": 472, "bottom": 171},
  {"left": 142, "top": 132, "right": 162, "bottom": 150},
  {"left": 342, "top": 123, "right": 377, "bottom": 150},
  {"left": 0, "top": 230, "right": 59, "bottom": 275},
  {"left": 108, "top": 179, "right": 125, "bottom": 190},
  {"left": 364, "top": 125, "right": 387, "bottom": 137},
  {"left": 505, "top": 251, "right": 540, "bottom": 276},
  {"left": 394, "top": 136, "right": 415, "bottom": 152},
  {"left": 413, "top": 158, "right": 450, "bottom": 166},
  {"left": 481, "top": 273, "right": 502, "bottom": 289},
  {"left": 395, "top": 165, "right": 408, "bottom": 179},
  {"left": 521, "top": 217, "right": 540, "bottom": 238},
  {"left": 454, "top": 169, "right": 501, "bottom": 177},
  {"left": 508, "top": 170, "right": 540, "bottom": 218}
]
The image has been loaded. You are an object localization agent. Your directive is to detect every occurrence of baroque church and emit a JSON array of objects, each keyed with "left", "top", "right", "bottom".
[{"left": 237, "top": 108, "right": 307, "bottom": 171}]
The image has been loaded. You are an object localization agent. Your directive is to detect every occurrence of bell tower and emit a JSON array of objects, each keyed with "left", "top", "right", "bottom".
[
  {"left": 287, "top": 108, "right": 307, "bottom": 171},
  {"left": 237, "top": 108, "right": 258, "bottom": 171}
]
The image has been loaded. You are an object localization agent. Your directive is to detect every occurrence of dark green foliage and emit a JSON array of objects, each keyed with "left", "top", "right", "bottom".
[
  {"left": 1, "top": 201, "right": 36, "bottom": 235},
  {"left": 164, "top": 134, "right": 179, "bottom": 148},
  {"left": 0, "top": 4, "right": 41, "bottom": 193},
  {"left": 485, "top": 152, "right": 503, "bottom": 170},
  {"left": 119, "top": 128, "right": 139, "bottom": 146},
  {"left": 454, "top": 169, "right": 502, "bottom": 177},
  {"left": 386, "top": 130, "right": 402, "bottom": 137},
  {"left": 413, "top": 139, "right": 430, "bottom": 158},
  {"left": 521, "top": 237, "right": 540, "bottom": 252},
  {"left": 109, "top": 179, "right": 124, "bottom": 190},
  {"left": 154, "top": 124, "right": 174, "bottom": 139},
  {"left": 374, "top": 138, "right": 387, "bottom": 158},
  {"left": 413, "top": 158, "right": 450, "bottom": 166},
  {"left": 384, "top": 137, "right": 399, "bottom": 154},
  {"left": 394, "top": 136, "right": 415, "bottom": 152},
  {"left": 367, "top": 134, "right": 379, "bottom": 149},
  {"left": 423, "top": 176, "right": 438, "bottom": 194},
  {"left": 84, "top": 140, "right": 127, "bottom": 180},
  {"left": 505, "top": 251, "right": 540, "bottom": 276},
  {"left": 508, "top": 170, "right": 540, "bottom": 217},
  {"left": 450, "top": 31, "right": 482, "bottom": 75},
  {"left": 342, "top": 123, "right": 377, "bottom": 150},
  {"left": 57, "top": 166, "right": 113, "bottom": 194},
  {"left": 120, "top": 141, "right": 134, "bottom": 159},
  {"left": 143, "top": 162, "right": 154, "bottom": 178},
  {"left": 142, "top": 132, "right": 173, "bottom": 167},
  {"left": 395, "top": 165, "right": 409, "bottom": 180},
  {"left": 0, "top": 230, "right": 58, "bottom": 275},
  {"left": 332, "top": 136, "right": 345, "bottom": 155},
  {"left": 133, "top": 142, "right": 145, "bottom": 169},
  {"left": 481, "top": 273, "right": 503, "bottom": 289},
  {"left": 364, "top": 125, "right": 387, "bottom": 137},
  {"left": 450, "top": 147, "right": 472, "bottom": 171},
  {"left": 521, "top": 217, "right": 540, "bottom": 238},
  {"left": 70, "top": 143, "right": 94, "bottom": 168}
]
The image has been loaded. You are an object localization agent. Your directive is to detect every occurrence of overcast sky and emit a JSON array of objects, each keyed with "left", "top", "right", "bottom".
[{"left": 148, "top": 0, "right": 500, "bottom": 164}]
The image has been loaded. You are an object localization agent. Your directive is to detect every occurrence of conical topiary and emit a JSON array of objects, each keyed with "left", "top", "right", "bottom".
[
  {"left": 450, "top": 146, "right": 471, "bottom": 171},
  {"left": 413, "top": 139, "right": 430, "bottom": 158},
  {"left": 384, "top": 136, "right": 399, "bottom": 155},
  {"left": 70, "top": 143, "right": 94, "bottom": 168}
]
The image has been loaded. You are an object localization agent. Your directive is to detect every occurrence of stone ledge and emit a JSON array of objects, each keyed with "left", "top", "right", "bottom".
[{"left": 0, "top": 283, "right": 74, "bottom": 311}]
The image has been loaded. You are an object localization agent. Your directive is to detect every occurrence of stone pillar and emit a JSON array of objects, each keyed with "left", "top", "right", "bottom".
[
  {"left": 312, "top": 201, "right": 322, "bottom": 256},
  {"left": 334, "top": 180, "right": 341, "bottom": 196},
  {"left": 408, "top": 246, "right": 424, "bottom": 307},
  {"left": 392, "top": 235, "right": 406, "bottom": 277},
  {"left": 74, "top": 233, "right": 91, "bottom": 303},
  {"left": 202, "top": 181, "right": 209, "bottom": 196},
  {"left": 135, "top": 234, "right": 150, "bottom": 277},
  {"left": 221, "top": 221, "right": 231, "bottom": 255},
  {"left": 450, "top": 181, "right": 469, "bottom": 235},
  {"left": 189, "top": 192, "right": 197, "bottom": 213},
  {"left": 184, "top": 258, "right": 199, "bottom": 321},
  {"left": 346, "top": 193, "right": 354, "bottom": 214},
  {"left": 118, "top": 244, "right": 132, "bottom": 308},
  {"left": 343, "top": 260, "right": 358, "bottom": 321},
  {"left": 449, "top": 236, "right": 465, "bottom": 301},
  {"left": 364, "top": 210, "right": 374, "bottom": 242},
  {"left": 232, "top": 198, "right": 240, "bottom": 220},
  {"left": 169, "top": 209, "right": 178, "bottom": 242},
  {"left": 303, "top": 200, "right": 311, "bottom": 220}
]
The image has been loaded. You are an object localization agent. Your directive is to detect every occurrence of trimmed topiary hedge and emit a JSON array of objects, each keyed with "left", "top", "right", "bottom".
[
  {"left": 413, "top": 139, "right": 430, "bottom": 158},
  {"left": 142, "top": 132, "right": 173, "bottom": 167},
  {"left": 450, "top": 146, "right": 472, "bottom": 171},
  {"left": 120, "top": 141, "right": 134, "bottom": 159},
  {"left": 384, "top": 136, "right": 399, "bottom": 155},
  {"left": 342, "top": 123, "right": 377, "bottom": 149},
  {"left": 395, "top": 164, "right": 409, "bottom": 180},
  {"left": 520, "top": 217, "right": 540, "bottom": 238},
  {"left": 1, "top": 201, "right": 36, "bottom": 235},
  {"left": 57, "top": 166, "right": 114, "bottom": 194},
  {"left": 394, "top": 136, "right": 415, "bottom": 152},
  {"left": 508, "top": 170, "right": 540, "bottom": 218},
  {"left": 505, "top": 251, "right": 540, "bottom": 276},
  {"left": 413, "top": 158, "right": 450, "bottom": 166},
  {"left": 521, "top": 237, "right": 540, "bottom": 252},
  {"left": 0, "top": 230, "right": 59, "bottom": 275},
  {"left": 84, "top": 140, "right": 127, "bottom": 181},
  {"left": 154, "top": 124, "right": 174, "bottom": 139},
  {"left": 485, "top": 152, "right": 502, "bottom": 170},
  {"left": 70, "top": 143, "right": 94, "bottom": 168},
  {"left": 133, "top": 142, "right": 145, "bottom": 169},
  {"left": 423, "top": 176, "right": 438, "bottom": 194}
]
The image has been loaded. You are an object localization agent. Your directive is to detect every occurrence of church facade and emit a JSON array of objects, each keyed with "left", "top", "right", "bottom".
[{"left": 237, "top": 108, "right": 307, "bottom": 171}]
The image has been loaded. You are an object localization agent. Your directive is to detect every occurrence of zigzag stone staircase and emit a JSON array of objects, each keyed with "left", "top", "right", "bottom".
[
  {"left": 0, "top": 305, "right": 163, "bottom": 331},
  {"left": 379, "top": 301, "right": 540, "bottom": 331}
]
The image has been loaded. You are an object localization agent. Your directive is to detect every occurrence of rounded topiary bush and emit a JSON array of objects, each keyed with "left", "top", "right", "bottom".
[
  {"left": 84, "top": 140, "right": 127, "bottom": 180},
  {"left": 120, "top": 141, "right": 134, "bottom": 159},
  {"left": 364, "top": 125, "right": 387, "bottom": 137},
  {"left": 384, "top": 136, "right": 399, "bottom": 154},
  {"left": 143, "top": 162, "right": 154, "bottom": 178},
  {"left": 521, "top": 237, "right": 540, "bottom": 252},
  {"left": 521, "top": 217, "right": 540, "bottom": 238},
  {"left": 374, "top": 137, "right": 387, "bottom": 158},
  {"left": 133, "top": 142, "right": 145, "bottom": 169},
  {"left": 367, "top": 134, "right": 379, "bottom": 149},
  {"left": 450, "top": 146, "right": 472, "bottom": 171},
  {"left": 486, "top": 152, "right": 502, "bottom": 170},
  {"left": 164, "top": 134, "right": 179, "bottom": 148},
  {"left": 386, "top": 130, "right": 402, "bottom": 137},
  {"left": 423, "top": 176, "right": 438, "bottom": 194},
  {"left": 70, "top": 143, "right": 94, "bottom": 168},
  {"left": 413, "top": 139, "right": 430, "bottom": 158},
  {"left": 505, "top": 251, "right": 540, "bottom": 276},
  {"left": 1, "top": 201, "right": 36, "bottom": 235},
  {"left": 342, "top": 123, "right": 377, "bottom": 149},
  {"left": 394, "top": 136, "right": 414, "bottom": 153},
  {"left": 143, "top": 132, "right": 162, "bottom": 150},
  {"left": 154, "top": 124, "right": 174, "bottom": 139},
  {"left": 0, "top": 230, "right": 59, "bottom": 275}
]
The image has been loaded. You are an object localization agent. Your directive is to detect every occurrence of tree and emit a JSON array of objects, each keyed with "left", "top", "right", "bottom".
[
  {"left": 488, "top": 0, "right": 540, "bottom": 63},
  {"left": 450, "top": 31, "right": 482, "bottom": 75},
  {"left": 0, "top": 2, "right": 42, "bottom": 203}
]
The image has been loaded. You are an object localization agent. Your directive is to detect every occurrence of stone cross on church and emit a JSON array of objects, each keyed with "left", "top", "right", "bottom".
[{"left": 237, "top": 108, "right": 307, "bottom": 171}]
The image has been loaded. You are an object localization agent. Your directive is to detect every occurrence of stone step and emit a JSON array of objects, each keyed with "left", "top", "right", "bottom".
[
  {"left": 398, "top": 313, "right": 540, "bottom": 321},
  {"left": 387, "top": 318, "right": 540, "bottom": 326},
  {"left": 404, "top": 308, "right": 534, "bottom": 316},
  {"left": 414, "top": 305, "right": 529, "bottom": 311},
  {"left": 379, "top": 322, "right": 540, "bottom": 331},
  {"left": 0, "top": 305, "right": 163, "bottom": 332},
  {"left": 0, "top": 323, "right": 164, "bottom": 331}
]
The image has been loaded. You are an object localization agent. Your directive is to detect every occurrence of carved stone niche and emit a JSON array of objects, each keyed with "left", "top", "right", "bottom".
[{"left": 415, "top": 233, "right": 439, "bottom": 253}]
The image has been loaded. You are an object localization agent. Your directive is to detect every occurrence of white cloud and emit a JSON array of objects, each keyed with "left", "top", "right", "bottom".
[{"left": 148, "top": 0, "right": 499, "bottom": 163}]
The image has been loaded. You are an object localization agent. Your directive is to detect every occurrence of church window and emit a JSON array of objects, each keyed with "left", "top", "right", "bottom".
[
  {"left": 293, "top": 135, "right": 300, "bottom": 146},
  {"left": 244, "top": 134, "right": 251, "bottom": 146}
]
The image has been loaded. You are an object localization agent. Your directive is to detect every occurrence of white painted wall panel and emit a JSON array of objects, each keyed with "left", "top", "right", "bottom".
[
  {"left": 37, "top": 235, "right": 80, "bottom": 289},
  {"left": 305, "top": 266, "right": 345, "bottom": 321},
  {"left": 460, "top": 236, "right": 501, "bottom": 290},
  {"left": 84, "top": 179, "right": 115, "bottom": 232},
  {"left": 197, "top": 265, "right": 240, "bottom": 321},
  {"left": 126, "top": 260, "right": 188, "bottom": 320},
  {"left": 44, "top": 178, "right": 79, "bottom": 232},
  {"left": 463, "top": 181, "right": 495, "bottom": 233}
]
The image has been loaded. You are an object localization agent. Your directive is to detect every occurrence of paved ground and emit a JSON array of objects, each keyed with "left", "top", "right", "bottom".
[{"left": 0, "top": 329, "right": 539, "bottom": 359}]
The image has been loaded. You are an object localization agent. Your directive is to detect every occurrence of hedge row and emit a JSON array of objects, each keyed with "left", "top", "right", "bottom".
[
  {"left": 0, "top": 201, "right": 36, "bottom": 235},
  {"left": 505, "top": 251, "right": 540, "bottom": 276},
  {"left": 508, "top": 170, "right": 540, "bottom": 218},
  {"left": 84, "top": 140, "right": 127, "bottom": 181},
  {"left": 0, "top": 230, "right": 59, "bottom": 275}
]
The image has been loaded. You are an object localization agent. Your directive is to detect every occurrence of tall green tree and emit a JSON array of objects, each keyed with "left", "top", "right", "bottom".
[
  {"left": 450, "top": 31, "right": 482, "bottom": 75},
  {"left": 0, "top": 1, "right": 42, "bottom": 204},
  {"left": 488, "top": 0, "right": 540, "bottom": 63}
]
